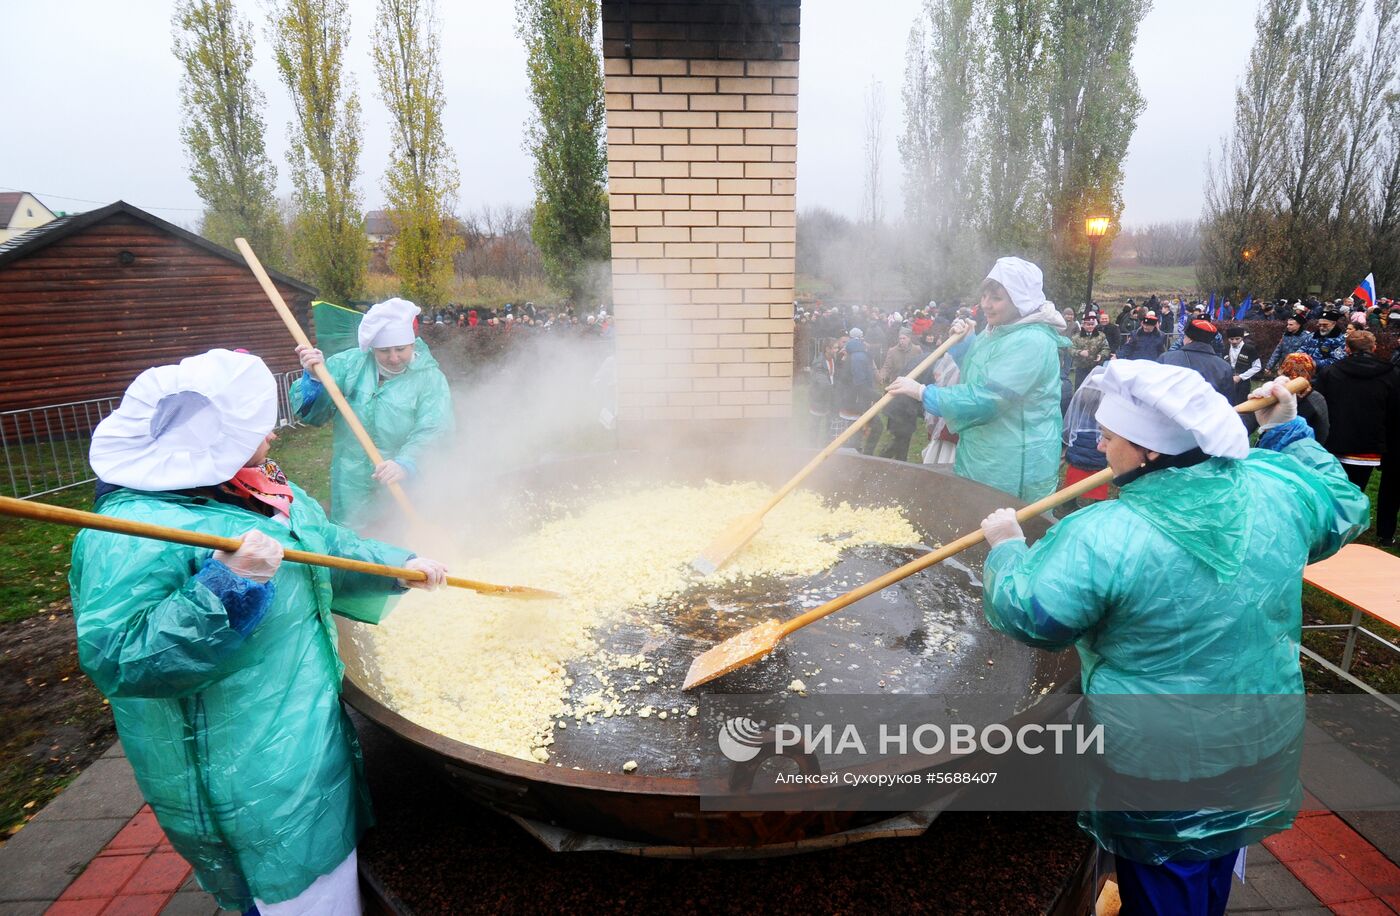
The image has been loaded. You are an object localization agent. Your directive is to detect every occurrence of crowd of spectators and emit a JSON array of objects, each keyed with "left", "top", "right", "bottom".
[
  {"left": 794, "top": 290, "right": 1400, "bottom": 546},
  {"left": 421, "top": 301, "right": 614, "bottom": 337}
]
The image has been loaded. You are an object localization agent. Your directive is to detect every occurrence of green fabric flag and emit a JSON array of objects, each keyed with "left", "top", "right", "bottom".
[{"left": 311, "top": 300, "right": 364, "bottom": 357}]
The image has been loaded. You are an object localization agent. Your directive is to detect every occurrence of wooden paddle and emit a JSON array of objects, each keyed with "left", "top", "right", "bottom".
[
  {"left": 682, "top": 377, "right": 1311, "bottom": 689},
  {"left": 690, "top": 327, "right": 972, "bottom": 575},
  {"left": 233, "top": 238, "right": 420, "bottom": 525},
  {"left": 0, "top": 495, "right": 560, "bottom": 600}
]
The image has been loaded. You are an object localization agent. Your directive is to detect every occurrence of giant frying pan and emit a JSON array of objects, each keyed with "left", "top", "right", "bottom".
[{"left": 338, "top": 448, "right": 1080, "bottom": 848}]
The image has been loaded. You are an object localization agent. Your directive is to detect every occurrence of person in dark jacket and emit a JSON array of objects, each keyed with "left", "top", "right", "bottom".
[
  {"left": 1117, "top": 312, "right": 1169, "bottom": 361},
  {"left": 879, "top": 339, "right": 929, "bottom": 461},
  {"left": 1223, "top": 326, "right": 1263, "bottom": 404},
  {"left": 840, "top": 330, "right": 881, "bottom": 454},
  {"left": 1306, "top": 309, "right": 1347, "bottom": 369},
  {"left": 808, "top": 339, "right": 839, "bottom": 445},
  {"left": 1382, "top": 347, "right": 1400, "bottom": 546},
  {"left": 1267, "top": 316, "right": 1310, "bottom": 371},
  {"left": 1097, "top": 308, "right": 1123, "bottom": 352},
  {"left": 1313, "top": 330, "right": 1400, "bottom": 491},
  {"left": 1160, "top": 319, "right": 1236, "bottom": 400}
]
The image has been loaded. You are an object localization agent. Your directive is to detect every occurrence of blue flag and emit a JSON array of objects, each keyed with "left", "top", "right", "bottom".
[
  {"left": 1206, "top": 292, "right": 1216, "bottom": 321},
  {"left": 1234, "top": 295, "right": 1252, "bottom": 322}
]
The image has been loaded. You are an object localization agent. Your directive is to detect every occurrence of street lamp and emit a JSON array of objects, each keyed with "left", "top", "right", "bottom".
[{"left": 1084, "top": 216, "right": 1110, "bottom": 314}]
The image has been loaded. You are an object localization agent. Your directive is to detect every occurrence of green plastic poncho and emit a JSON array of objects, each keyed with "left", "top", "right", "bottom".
[
  {"left": 290, "top": 339, "right": 454, "bottom": 530},
  {"left": 69, "top": 486, "right": 411, "bottom": 911},
  {"left": 981, "top": 426, "right": 1369, "bottom": 864},
  {"left": 923, "top": 319, "right": 1067, "bottom": 501}
]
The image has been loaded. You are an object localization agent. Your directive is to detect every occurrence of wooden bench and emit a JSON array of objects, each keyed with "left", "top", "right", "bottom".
[{"left": 1301, "top": 544, "right": 1400, "bottom": 711}]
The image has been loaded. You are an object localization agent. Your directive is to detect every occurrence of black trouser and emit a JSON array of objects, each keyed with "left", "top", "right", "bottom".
[
  {"left": 1344, "top": 463, "right": 1375, "bottom": 490},
  {"left": 1378, "top": 456, "right": 1399, "bottom": 541},
  {"left": 859, "top": 414, "right": 884, "bottom": 455},
  {"left": 879, "top": 414, "right": 917, "bottom": 462}
]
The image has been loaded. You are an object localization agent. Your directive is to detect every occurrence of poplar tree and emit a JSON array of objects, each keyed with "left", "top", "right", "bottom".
[
  {"left": 373, "top": 0, "right": 462, "bottom": 308},
  {"left": 1041, "top": 0, "right": 1150, "bottom": 307},
  {"left": 516, "top": 0, "right": 610, "bottom": 303},
  {"left": 898, "top": 0, "right": 981, "bottom": 302},
  {"left": 271, "top": 0, "right": 367, "bottom": 304},
  {"left": 172, "top": 0, "right": 282, "bottom": 263},
  {"left": 979, "top": 0, "right": 1049, "bottom": 254}
]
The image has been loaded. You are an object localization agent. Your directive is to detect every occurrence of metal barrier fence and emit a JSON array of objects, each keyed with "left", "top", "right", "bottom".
[
  {"left": 0, "top": 397, "right": 120, "bottom": 500},
  {"left": 275, "top": 369, "right": 304, "bottom": 431},
  {"left": 0, "top": 370, "right": 306, "bottom": 501}
]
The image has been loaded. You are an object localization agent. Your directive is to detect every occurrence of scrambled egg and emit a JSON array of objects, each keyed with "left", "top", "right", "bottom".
[{"left": 352, "top": 482, "right": 918, "bottom": 763}]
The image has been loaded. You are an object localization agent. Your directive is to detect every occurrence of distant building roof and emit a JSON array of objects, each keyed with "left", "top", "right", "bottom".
[
  {"left": 0, "top": 193, "right": 24, "bottom": 226},
  {"left": 0, "top": 200, "right": 316, "bottom": 295},
  {"left": 365, "top": 210, "right": 395, "bottom": 238},
  {"left": 0, "top": 191, "right": 55, "bottom": 228}
]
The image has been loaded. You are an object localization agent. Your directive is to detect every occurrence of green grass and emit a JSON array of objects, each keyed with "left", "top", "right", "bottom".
[
  {"left": 0, "top": 423, "right": 334, "bottom": 625},
  {"left": 0, "top": 486, "right": 93, "bottom": 622},
  {"left": 1098, "top": 263, "right": 1199, "bottom": 297},
  {"left": 270, "top": 423, "right": 334, "bottom": 507}
]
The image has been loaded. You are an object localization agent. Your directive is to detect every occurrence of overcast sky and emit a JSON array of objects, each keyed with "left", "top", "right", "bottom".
[{"left": 2, "top": 0, "right": 1254, "bottom": 230}]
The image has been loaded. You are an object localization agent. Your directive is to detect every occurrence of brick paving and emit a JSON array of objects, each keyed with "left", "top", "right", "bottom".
[{"left": 5, "top": 730, "right": 1400, "bottom": 914}]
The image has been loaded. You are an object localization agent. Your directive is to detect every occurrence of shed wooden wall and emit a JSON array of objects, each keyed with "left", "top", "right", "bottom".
[{"left": 0, "top": 212, "right": 312, "bottom": 413}]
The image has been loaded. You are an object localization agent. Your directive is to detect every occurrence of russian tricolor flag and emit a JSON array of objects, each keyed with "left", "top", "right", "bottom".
[{"left": 1354, "top": 273, "right": 1376, "bottom": 309}]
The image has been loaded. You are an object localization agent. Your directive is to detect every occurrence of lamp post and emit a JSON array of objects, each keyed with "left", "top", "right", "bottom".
[{"left": 1084, "top": 215, "right": 1110, "bottom": 314}]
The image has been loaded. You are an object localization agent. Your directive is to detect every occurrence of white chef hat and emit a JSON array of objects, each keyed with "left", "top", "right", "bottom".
[
  {"left": 1087, "top": 360, "right": 1248, "bottom": 459},
  {"left": 986, "top": 257, "right": 1049, "bottom": 316},
  {"left": 90, "top": 349, "right": 278, "bottom": 491},
  {"left": 358, "top": 297, "right": 420, "bottom": 351}
]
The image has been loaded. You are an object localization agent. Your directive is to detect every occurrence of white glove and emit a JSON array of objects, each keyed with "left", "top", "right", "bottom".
[
  {"left": 296, "top": 345, "right": 325, "bottom": 371},
  {"left": 885, "top": 376, "right": 925, "bottom": 400},
  {"left": 980, "top": 508, "right": 1025, "bottom": 549},
  {"left": 1253, "top": 378, "right": 1298, "bottom": 430},
  {"left": 400, "top": 557, "right": 448, "bottom": 590},
  {"left": 373, "top": 460, "right": 408, "bottom": 486},
  {"left": 950, "top": 318, "right": 973, "bottom": 338},
  {"left": 214, "top": 529, "right": 284, "bottom": 583}
]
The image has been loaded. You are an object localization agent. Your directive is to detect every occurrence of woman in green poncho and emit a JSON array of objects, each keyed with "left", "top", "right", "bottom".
[
  {"left": 886, "top": 257, "right": 1067, "bottom": 501},
  {"left": 291, "top": 297, "right": 454, "bottom": 531},
  {"left": 75, "top": 349, "right": 449, "bottom": 913},
  {"left": 975, "top": 361, "right": 1368, "bottom": 915}
]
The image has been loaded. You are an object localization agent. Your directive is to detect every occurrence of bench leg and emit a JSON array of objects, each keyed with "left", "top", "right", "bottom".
[{"left": 1340, "top": 607, "right": 1364, "bottom": 673}]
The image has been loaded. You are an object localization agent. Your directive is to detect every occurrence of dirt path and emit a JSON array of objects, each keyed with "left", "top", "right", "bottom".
[{"left": 0, "top": 600, "right": 114, "bottom": 844}]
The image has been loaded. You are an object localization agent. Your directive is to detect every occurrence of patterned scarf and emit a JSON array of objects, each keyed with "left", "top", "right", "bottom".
[{"left": 221, "top": 459, "right": 294, "bottom": 519}]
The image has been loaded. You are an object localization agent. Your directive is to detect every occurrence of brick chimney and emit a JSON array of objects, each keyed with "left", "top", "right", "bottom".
[{"left": 600, "top": 0, "right": 800, "bottom": 446}]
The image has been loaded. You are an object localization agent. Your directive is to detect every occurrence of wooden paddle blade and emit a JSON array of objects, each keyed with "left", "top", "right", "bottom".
[
  {"left": 682, "top": 619, "right": 784, "bottom": 690},
  {"left": 443, "top": 576, "right": 562, "bottom": 600},
  {"left": 690, "top": 514, "right": 764, "bottom": 576}
]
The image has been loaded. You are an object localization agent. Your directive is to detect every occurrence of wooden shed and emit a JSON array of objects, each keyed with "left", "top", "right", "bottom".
[{"left": 0, "top": 201, "right": 317, "bottom": 413}]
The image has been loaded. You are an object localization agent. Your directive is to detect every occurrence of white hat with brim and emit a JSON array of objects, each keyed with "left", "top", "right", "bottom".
[
  {"left": 1088, "top": 360, "right": 1248, "bottom": 459},
  {"left": 89, "top": 349, "right": 278, "bottom": 491},
  {"left": 358, "top": 297, "right": 420, "bottom": 351}
]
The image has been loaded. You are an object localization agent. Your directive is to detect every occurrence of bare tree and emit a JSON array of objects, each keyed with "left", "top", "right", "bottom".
[
  {"left": 1335, "top": 0, "right": 1399, "bottom": 223},
  {"left": 1279, "top": 0, "right": 1361, "bottom": 291},
  {"left": 1199, "top": 0, "right": 1300, "bottom": 295},
  {"left": 1373, "top": 95, "right": 1400, "bottom": 290},
  {"left": 1128, "top": 222, "right": 1201, "bottom": 267}
]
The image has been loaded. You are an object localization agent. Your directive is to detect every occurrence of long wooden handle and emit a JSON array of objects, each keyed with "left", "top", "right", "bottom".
[
  {"left": 0, "top": 494, "right": 548, "bottom": 597},
  {"left": 758, "top": 329, "right": 971, "bottom": 516},
  {"left": 233, "top": 238, "right": 420, "bottom": 524},
  {"left": 777, "top": 374, "right": 1311, "bottom": 638}
]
